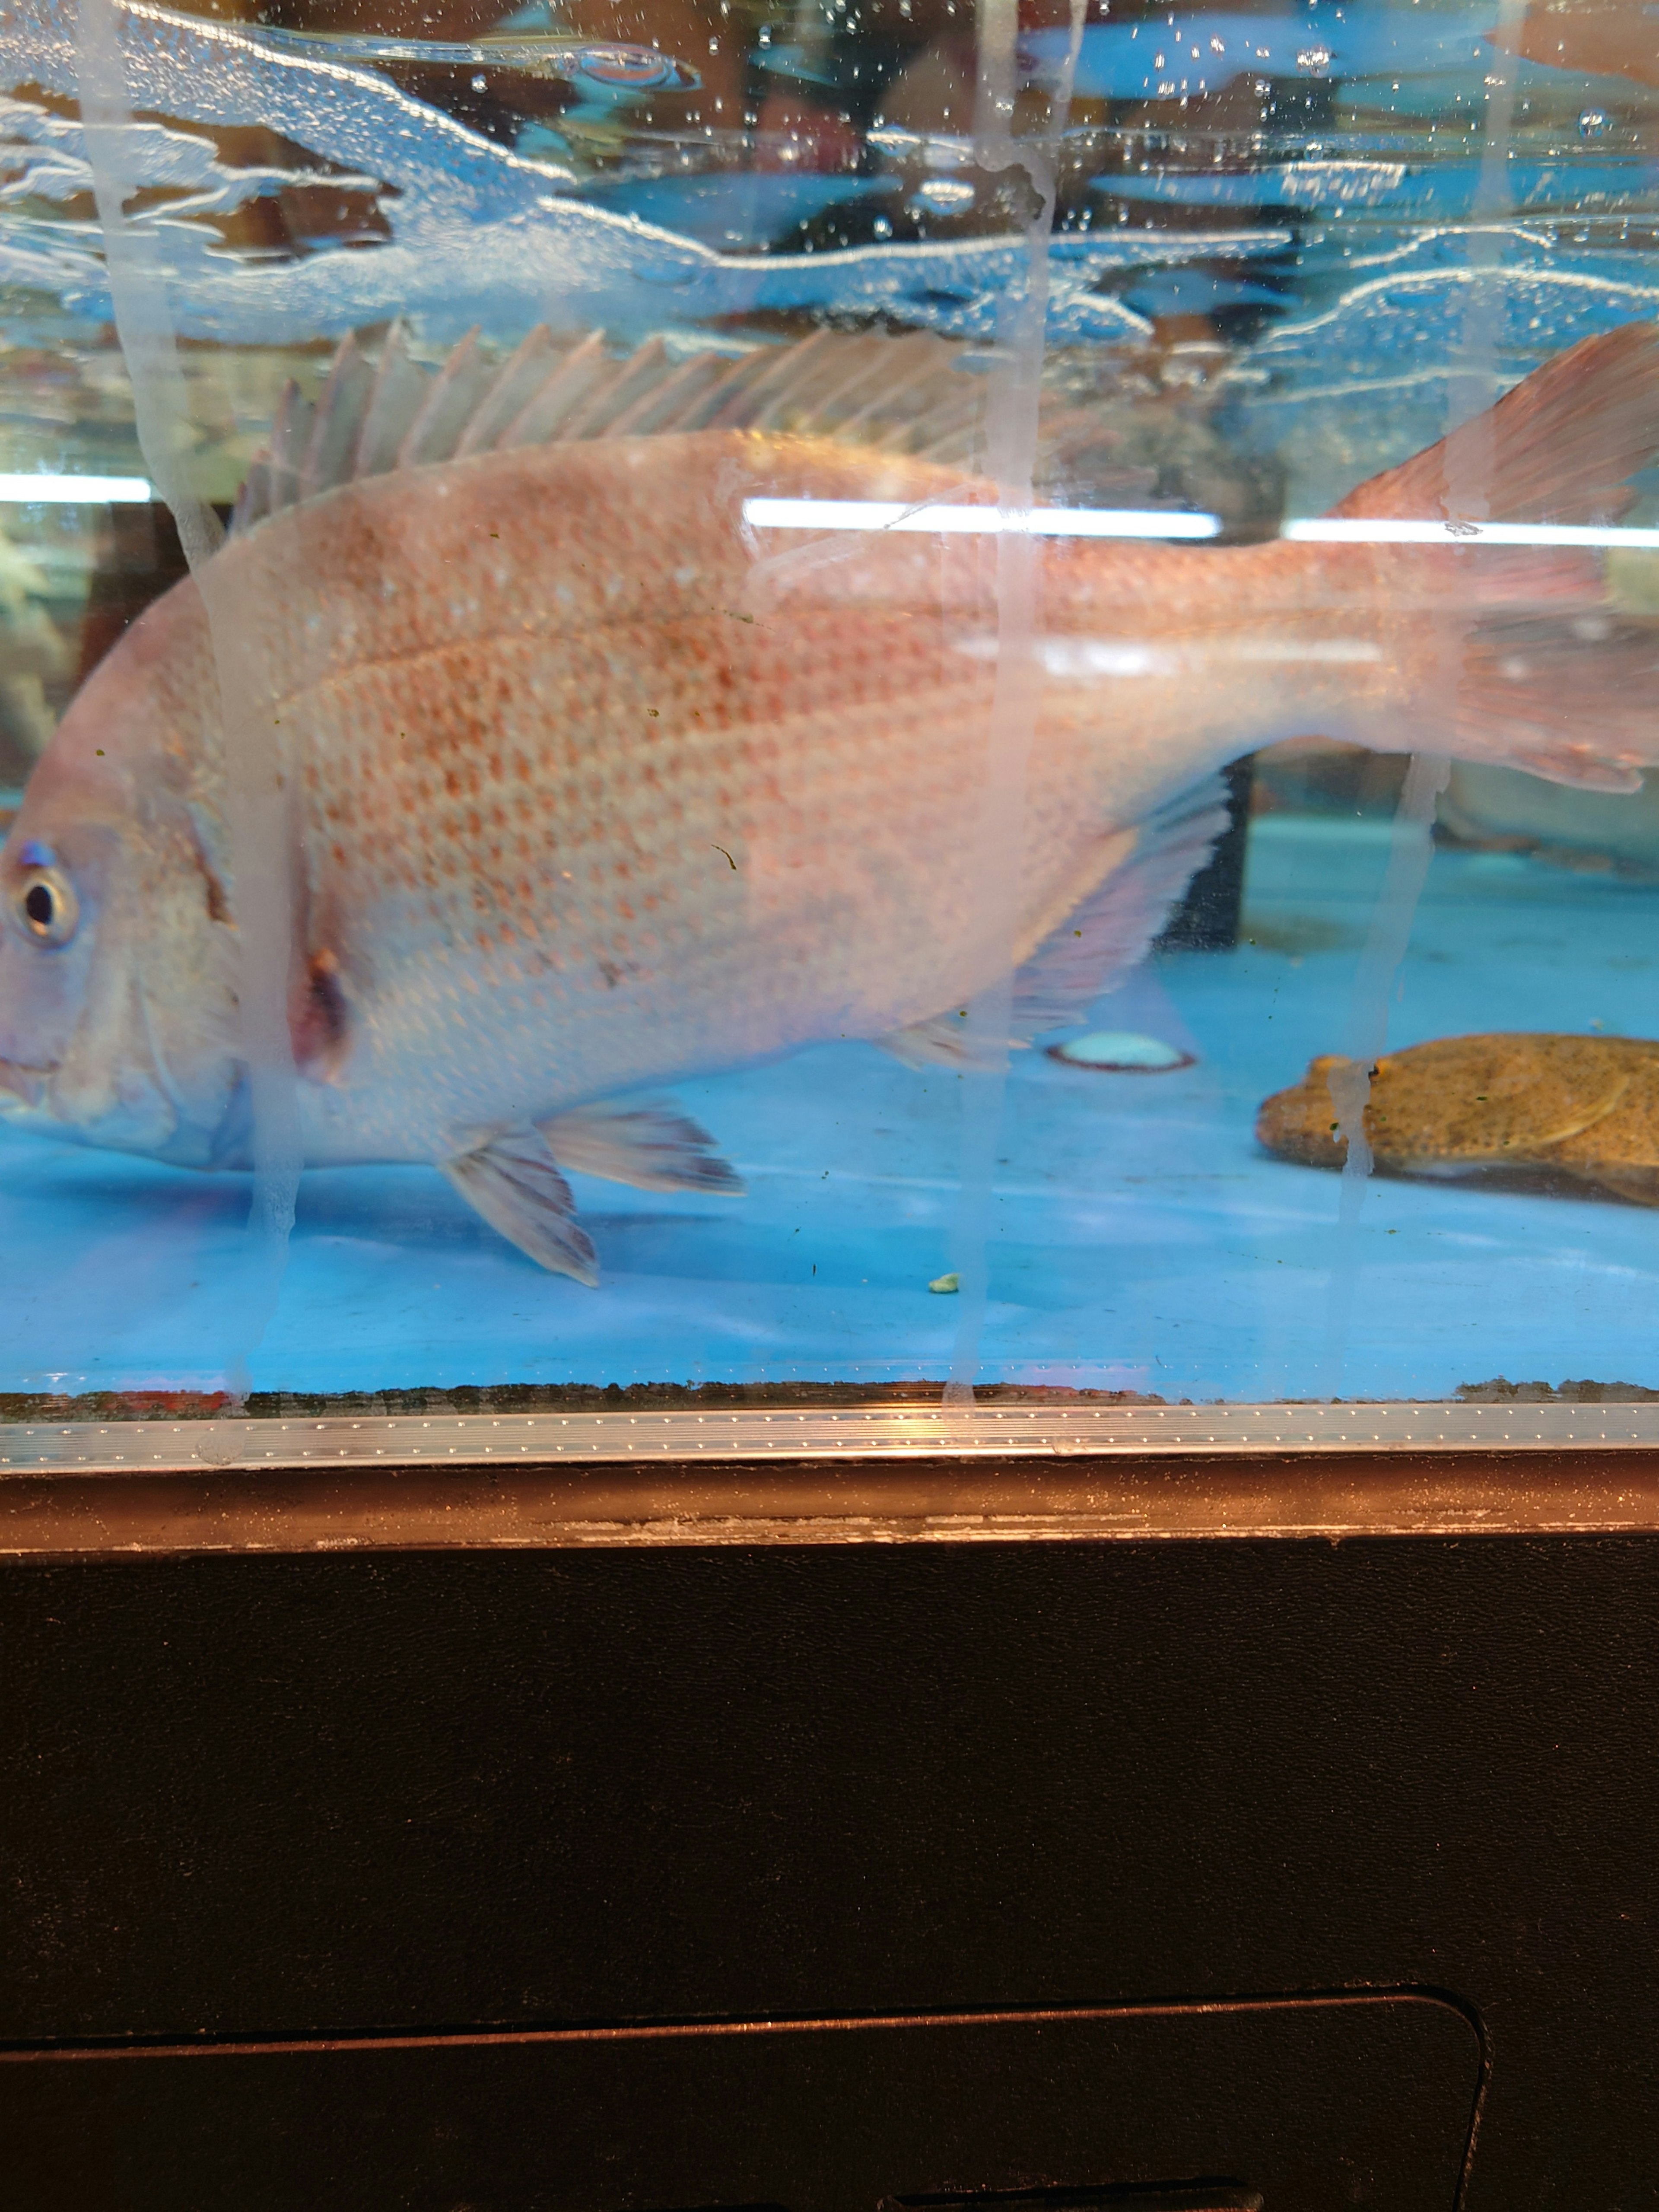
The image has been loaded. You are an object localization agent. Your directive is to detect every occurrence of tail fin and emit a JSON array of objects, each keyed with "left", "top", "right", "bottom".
[
  {"left": 1332, "top": 321, "right": 1659, "bottom": 527},
  {"left": 1457, "top": 616, "right": 1659, "bottom": 794},
  {"left": 1326, "top": 325, "right": 1659, "bottom": 792}
]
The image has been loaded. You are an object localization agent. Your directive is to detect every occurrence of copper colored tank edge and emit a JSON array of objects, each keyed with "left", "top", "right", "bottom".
[
  {"left": 4, "top": 1448, "right": 1659, "bottom": 1556},
  {"left": 0, "top": 1987, "right": 1471, "bottom": 2063}
]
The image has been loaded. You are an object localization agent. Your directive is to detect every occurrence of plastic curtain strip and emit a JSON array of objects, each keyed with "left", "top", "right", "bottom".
[
  {"left": 1320, "top": 0, "right": 1529, "bottom": 1392},
  {"left": 73, "top": 0, "right": 303, "bottom": 1393},
  {"left": 941, "top": 0, "right": 1087, "bottom": 1404}
]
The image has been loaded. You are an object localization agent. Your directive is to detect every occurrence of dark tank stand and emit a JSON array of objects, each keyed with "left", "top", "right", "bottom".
[{"left": 4, "top": 1400, "right": 1658, "bottom": 2210}]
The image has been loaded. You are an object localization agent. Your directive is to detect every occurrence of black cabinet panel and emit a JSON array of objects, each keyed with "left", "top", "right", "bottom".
[
  {"left": 3, "top": 1535, "right": 1657, "bottom": 2205},
  {"left": 1, "top": 1998, "right": 1478, "bottom": 2212}
]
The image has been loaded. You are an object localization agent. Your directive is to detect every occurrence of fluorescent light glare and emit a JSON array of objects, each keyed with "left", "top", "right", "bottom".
[
  {"left": 0, "top": 473, "right": 154, "bottom": 505},
  {"left": 743, "top": 497, "right": 1221, "bottom": 539},
  {"left": 1284, "top": 517, "right": 1659, "bottom": 549}
]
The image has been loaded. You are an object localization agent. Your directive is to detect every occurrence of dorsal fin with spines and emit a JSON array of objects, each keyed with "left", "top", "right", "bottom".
[
  {"left": 228, "top": 322, "right": 1020, "bottom": 536},
  {"left": 394, "top": 327, "right": 492, "bottom": 470},
  {"left": 297, "top": 333, "right": 373, "bottom": 504},
  {"left": 351, "top": 321, "right": 429, "bottom": 479}
]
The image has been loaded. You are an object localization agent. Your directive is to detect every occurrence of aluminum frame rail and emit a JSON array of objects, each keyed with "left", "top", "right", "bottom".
[
  {"left": 2, "top": 1400, "right": 1658, "bottom": 1554},
  {"left": 4, "top": 1398, "right": 1659, "bottom": 1471}
]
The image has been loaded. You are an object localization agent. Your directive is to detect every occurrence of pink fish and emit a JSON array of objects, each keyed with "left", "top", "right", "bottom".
[{"left": 1, "top": 319, "right": 1655, "bottom": 1278}]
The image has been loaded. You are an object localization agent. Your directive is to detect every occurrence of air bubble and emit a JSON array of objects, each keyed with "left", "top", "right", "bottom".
[
  {"left": 912, "top": 177, "right": 975, "bottom": 211},
  {"left": 1580, "top": 108, "right": 1609, "bottom": 137}
]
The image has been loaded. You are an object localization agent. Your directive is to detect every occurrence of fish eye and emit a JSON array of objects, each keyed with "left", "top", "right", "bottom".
[{"left": 13, "top": 867, "right": 78, "bottom": 948}]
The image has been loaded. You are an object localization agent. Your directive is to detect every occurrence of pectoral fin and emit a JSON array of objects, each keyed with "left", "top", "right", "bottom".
[
  {"left": 441, "top": 1127, "right": 599, "bottom": 1284},
  {"left": 289, "top": 949, "right": 352, "bottom": 1084},
  {"left": 537, "top": 1097, "right": 744, "bottom": 1195}
]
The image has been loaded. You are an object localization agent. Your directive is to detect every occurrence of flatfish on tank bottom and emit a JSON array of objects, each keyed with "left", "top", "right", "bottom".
[
  {"left": 1258, "top": 1034, "right": 1659, "bottom": 1205},
  {"left": 3, "top": 321, "right": 1659, "bottom": 1281}
]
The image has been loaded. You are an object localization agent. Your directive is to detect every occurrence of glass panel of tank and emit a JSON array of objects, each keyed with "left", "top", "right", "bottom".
[{"left": 2, "top": 0, "right": 1658, "bottom": 1408}]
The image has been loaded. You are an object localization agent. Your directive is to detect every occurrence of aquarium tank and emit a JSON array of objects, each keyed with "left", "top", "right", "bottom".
[{"left": 1, "top": 0, "right": 1658, "bottom": 1417}]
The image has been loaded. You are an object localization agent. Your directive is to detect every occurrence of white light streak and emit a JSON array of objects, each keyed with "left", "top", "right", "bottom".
[
  {"left": 743, "top": 497, "right": 1223, "bottom": 539},
  {"left": 1284, "top": 518, "right": 1659, "bottom": 548},
  {"left": 743, "top": 499, "right": 1659, "bottom": 553},
  {"left": 1236, "top": 637, "right": 1383, "bottom": 663},
  {"left": 0, "top": 474, "right": 154, "bottom": 504}
]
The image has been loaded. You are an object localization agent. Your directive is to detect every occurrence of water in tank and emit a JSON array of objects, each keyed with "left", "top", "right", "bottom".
[{"left": 1, "top": 0, "right": 1658, "bottom": 1408}]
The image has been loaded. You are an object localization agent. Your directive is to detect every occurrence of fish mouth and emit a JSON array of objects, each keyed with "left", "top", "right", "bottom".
[{"left": 0, "top": 1058, "right": 58, "bottom": 1111}]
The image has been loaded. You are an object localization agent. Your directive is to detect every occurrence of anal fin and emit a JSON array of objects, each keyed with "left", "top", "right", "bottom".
[
  {"left": 442, "top": 1127, "right": 599, "bottom": 1284},
  {"left": 879, "top": 775, "right": 1229, "bottom": 1066},
  {"left": 1011, "top": 776, "right": 1230, "bottom": 1035},
  {"left": 537, "top": 1097, "right": 744, "bottom": 1195}
]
